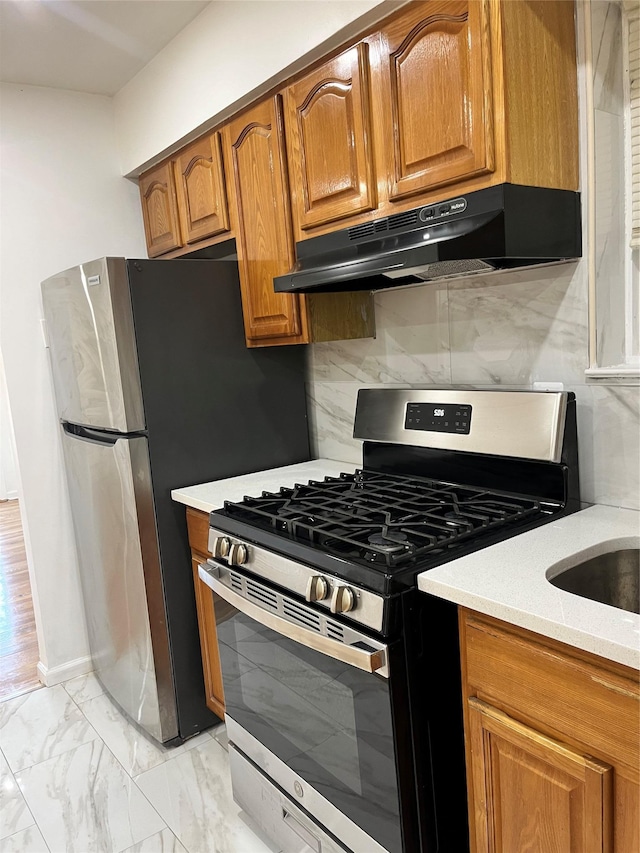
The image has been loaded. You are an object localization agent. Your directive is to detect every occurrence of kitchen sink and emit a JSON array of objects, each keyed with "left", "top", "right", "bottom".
[{"left": 547, "top": 547, "right": 640, "bottom": 614}]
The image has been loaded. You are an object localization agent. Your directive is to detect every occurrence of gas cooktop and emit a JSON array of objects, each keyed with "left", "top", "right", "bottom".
[{"left": 212, "top": 468, "right": 562, "bottom": 593}]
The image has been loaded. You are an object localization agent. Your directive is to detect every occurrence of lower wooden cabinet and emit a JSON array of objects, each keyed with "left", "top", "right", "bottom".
[
  {"left": 186, "top": 507, "right": 225, "bottom": 720},
  {"left": 460, "top": 609, "right": 639, "bottom": 853},
  {"left": 468, "top": 698, "right": 613, "bottom": 853}
]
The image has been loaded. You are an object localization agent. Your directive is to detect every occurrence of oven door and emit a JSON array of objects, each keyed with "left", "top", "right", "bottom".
[{"left": 198, "top": 560, "right": 404, "bottom": 853}]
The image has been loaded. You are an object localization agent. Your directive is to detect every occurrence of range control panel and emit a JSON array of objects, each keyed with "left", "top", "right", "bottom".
[{"left": 405, "top": 402, "right": 472, "bottom": 435}]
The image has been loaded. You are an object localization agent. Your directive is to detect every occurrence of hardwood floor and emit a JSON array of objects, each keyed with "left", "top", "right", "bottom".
[{"left": 0, "top": 499, "right": 41, "bottom": 701}]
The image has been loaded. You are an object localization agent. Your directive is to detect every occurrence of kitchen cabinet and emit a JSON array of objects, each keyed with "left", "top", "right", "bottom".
[
  {"left": 460, "top": 609, "right": 639, "bottom": 853},
  {"left": 139, "top": 132, "right": 231, "bottom": 259},
  {"left": 223, "top": 96, "right": 375, "bottom": 347},
  {"left": 283, "top": 0, "right": 579, "bottom": 242},
  {"left": 137, "top": 0, "right": 578, "bottom": 339},
  {"left": 139, "top": 161, "right": 182, "bottom": 258},
  {"left": 186, "top": 506, "right": 225, "bottom": 720},
  {"left": 282, "top": 42, "right": 378, "bottom": 233},
  {"left": 378, "top": 0, "right": 494, "bottom": 204},
  {"left": 173, "top": 132, "right": 230, "bottom": 245}
]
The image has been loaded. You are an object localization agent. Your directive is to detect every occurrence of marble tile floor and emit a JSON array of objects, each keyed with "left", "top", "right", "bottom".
[{"left": 0, "top": 675, "right": 280, "bottom": 853}]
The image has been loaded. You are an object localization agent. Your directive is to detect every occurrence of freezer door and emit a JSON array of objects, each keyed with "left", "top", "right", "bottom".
[
  {"left": 61, "top": 424, "right": 177, "bottom": 743},
  {"left": 41, "top": 257, "right": 145, "bottom": 432}
]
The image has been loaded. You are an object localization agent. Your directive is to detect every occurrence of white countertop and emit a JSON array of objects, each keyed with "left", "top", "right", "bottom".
[
  {"left": 171, "top": 458, "right": 358, "bottom": 514},
  {"left": 417, "top": 504, "right": 640, "bottom": 670}
]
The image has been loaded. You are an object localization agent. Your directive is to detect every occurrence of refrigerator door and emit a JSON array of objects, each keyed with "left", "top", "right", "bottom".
[
  {"left": 41, "top": 258, "right": 145, "bottom": 432},
  {"left": 61, "top": 423, "right": 177, "bottom": 743}
]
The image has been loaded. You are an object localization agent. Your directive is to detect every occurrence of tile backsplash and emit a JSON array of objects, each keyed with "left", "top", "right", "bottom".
[{"left": 306, "top": 264, "right": 640, "bottom": 511}]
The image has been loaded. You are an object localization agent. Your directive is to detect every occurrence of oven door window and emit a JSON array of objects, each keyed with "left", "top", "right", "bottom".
[{"left": 215, "top": 601, "right": 402, "bottom": 853}]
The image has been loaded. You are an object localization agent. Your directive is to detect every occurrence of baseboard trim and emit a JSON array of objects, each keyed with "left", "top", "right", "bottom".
[{"left": 37, "top": 655, "right": 93, "bottom": 687}]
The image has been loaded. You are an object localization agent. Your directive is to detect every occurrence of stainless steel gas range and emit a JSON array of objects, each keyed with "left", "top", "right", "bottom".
[{"left": 198, "top": 388, "right": 580, "bottom": 853}]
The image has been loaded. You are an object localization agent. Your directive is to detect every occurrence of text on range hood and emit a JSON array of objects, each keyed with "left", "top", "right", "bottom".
[{"left": 273, "top": 184, "right": 582, "bottom": 294}]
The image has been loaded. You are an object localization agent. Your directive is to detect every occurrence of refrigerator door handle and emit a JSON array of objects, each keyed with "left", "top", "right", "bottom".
[{"left": 62, "top": 422, "right": 120, "bottom": 445}]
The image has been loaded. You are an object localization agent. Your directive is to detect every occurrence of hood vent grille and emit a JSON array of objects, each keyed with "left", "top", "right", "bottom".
[
  {"left": 388, "top": 209, "right": 420, "bottom": 230},
  {"left": 348, "top": 209, "right": 421, "bottom": 242},
  {"left": 349, "top": 222, "right": 377, "bottom": 241}
]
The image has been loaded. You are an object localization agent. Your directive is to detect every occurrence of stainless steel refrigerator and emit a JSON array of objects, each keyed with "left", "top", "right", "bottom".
[{"left": 41, "top": 257, "right": 310, "bottom": 744}]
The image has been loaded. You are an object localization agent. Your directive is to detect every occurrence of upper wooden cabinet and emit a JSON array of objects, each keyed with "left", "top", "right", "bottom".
[
  {"left": 283, "top": 42, "right": 377, "bottom": 233},
  {"left": 224, "top": 96, "right": 306, "bottom": 344},
  {"left": 137, "top": 0, "right": 579, "bottom": 340},
  {"left": 173, "top": 132, "right": 230, "bottom": 245},
  {"left": 139, "top": 162, "right": 182, "bottom": 258},
  {"left": 283, "top": 0, "right": 579, "bottom": 242},
  {"left": 139, "top": 132, "right": 231, "bottom": 258},
  {"left": 223, "top": 96, "right": 375, "bottom": 348},
  {"left": 378, "top": 0, "right": 494, "bottom": 203}
]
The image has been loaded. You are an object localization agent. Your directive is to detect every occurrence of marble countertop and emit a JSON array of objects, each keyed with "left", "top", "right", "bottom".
[
  {"left": 171, "top": 458, "right": 358, "bottom": 514},
  {"left": 417, "top": 504, "right": 640, "bottom": 670}
]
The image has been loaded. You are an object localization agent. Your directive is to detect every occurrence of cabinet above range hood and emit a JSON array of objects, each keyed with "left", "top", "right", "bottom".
[{"left": 273, "top": 184, "right": 582, "bottom": 294}]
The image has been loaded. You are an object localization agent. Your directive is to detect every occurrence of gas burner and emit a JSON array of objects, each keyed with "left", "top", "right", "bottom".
[
  {"left": 367, "top": 532, "right": 410, "bottom": 554},
  {"left": 442, "top": 512, "right": 471, "bottom": 528}
]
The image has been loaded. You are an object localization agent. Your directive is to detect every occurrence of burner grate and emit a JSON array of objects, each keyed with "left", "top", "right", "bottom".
[{"left": 224, "top": 470, "right": 543, "bottom": 569}]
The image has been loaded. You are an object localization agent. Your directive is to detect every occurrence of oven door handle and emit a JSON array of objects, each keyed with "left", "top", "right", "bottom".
[{"left": 198, "top": 564, "right": 388, "bottom": 675}]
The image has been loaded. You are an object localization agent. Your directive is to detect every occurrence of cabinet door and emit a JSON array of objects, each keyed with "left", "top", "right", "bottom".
[
  {"left": 468, "top": 698, "right": 613, "bottom": 853},
  {"left": 225, "top": 97, "right": 306, "bottom": 343},
  {"left": 284, "top": 42, "right": 376, "bottom": 233},
  {"left": 191, "top": 554, "right": 225, "bottom": 720},
  {"left": 379, "top": 0, "right": 494, "bottom": 202},
  {"left": 174, "top": 132, "right": 230, "bottom": 245},
  {"left": 139, "top": 161, "right": 182, "bottom": 257}
]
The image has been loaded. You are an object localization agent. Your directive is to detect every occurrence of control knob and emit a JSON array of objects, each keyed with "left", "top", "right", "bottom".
[
  {"left": 211, "top": 536, "right": 230, "bottom": 559},
  {"left": 330, "top": 585, "right": 356, "bottom": 614},
  {"left": 227, "top": 542, "right": 248, "bottom": 566},
  {"left": 305, "top": 575, "right": 329, "bottom": 603}
]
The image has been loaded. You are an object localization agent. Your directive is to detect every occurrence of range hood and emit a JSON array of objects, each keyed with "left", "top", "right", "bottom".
[{"left": 273, "top": 184, "right": 582, "bottom": 294}]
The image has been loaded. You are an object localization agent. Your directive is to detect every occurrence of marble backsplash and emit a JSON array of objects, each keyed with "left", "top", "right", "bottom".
[{"left": 305, "top": 262, "right": 640, "bottom": 511}]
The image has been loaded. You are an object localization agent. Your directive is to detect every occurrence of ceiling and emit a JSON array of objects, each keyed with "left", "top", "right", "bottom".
[{"left": 0, "top": 0, "right": 210, "bottom": 96}]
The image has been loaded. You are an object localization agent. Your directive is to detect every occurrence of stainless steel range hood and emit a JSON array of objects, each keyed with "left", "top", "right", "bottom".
[{"left": 273, "top": 184, "right": 582, "bottom": 294}]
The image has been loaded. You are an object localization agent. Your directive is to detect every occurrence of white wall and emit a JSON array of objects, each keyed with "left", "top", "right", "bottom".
[
  {"left": 0, "top": 83, "right": 147, "bottom": 682},
  {"left": 114, "top": 0, "right": 392, "bottom": 176},
  {"left": 0, "top": 352, "right": 19, "bottom": 500}
]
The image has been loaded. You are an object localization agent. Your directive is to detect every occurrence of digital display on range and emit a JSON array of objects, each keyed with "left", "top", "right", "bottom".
[{"left": 404, "top": 402, "right": 472, "bottom": 435}]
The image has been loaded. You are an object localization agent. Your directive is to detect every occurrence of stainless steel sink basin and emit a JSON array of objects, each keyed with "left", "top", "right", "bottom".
[{"left": 547, "top": 547, "right": 639, "bottom": 614}]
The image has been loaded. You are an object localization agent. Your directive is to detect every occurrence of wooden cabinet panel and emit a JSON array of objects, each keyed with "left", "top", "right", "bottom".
[
  {"left": 460, "top": 610, "right": 639, "bottom": 853},
  {"left": 468, "top": 698, "right": 613, "bottom": 853},
  {"left": 174, "top": 132, "right": 230, "bottom": 244},
  {"left": 139, "top": 162, "right": 182, "bottom": 257},
  {"left": 224, "top": 97, "right": 307, "bottom": 344},
  {"left": 379, "top": 0, "right": 494, "bottom": 202},
  {"left": 191, "top": 554, "right": 224, "bottom": 720},
  {"left": 186, "top": 507, "right": 224, "bottom": 720},
  {"left": 284, "top": 42, "right": 376, "bottom": 234},
  {"left": 186, "top": 506, "right": 210, "bottom": 555},
  {"left": 462, "top": 614, "right": 640, "bottom": 777},
  {"left": 501, "top": 0, "right": 579, "bottom": 191}
]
